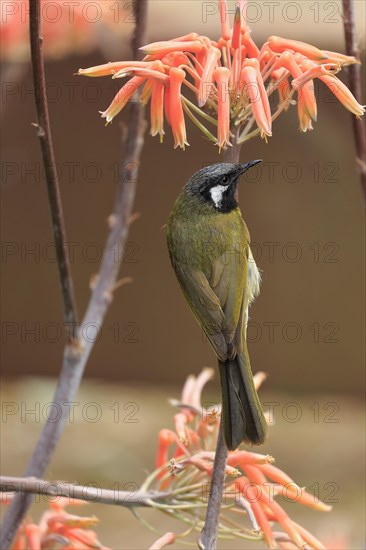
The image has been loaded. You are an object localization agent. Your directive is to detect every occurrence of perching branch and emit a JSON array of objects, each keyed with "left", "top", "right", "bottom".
[
  {"left": 199, "top": 424, "right": 228, "bottom": 549},
  {"left": 28, "top": 0, "right": 78, "bottom": 335},
  {"left": 0, "top": 477, "right": 169, "bottom": 508},
  {"left": 342, "top": 0, "right": 366, "bottom": 199},
  {"left": 0, "top": 1, "right": 148, "bottom": 547}
]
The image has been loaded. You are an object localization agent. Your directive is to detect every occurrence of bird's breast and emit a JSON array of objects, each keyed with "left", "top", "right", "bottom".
[{"left": 167, "top": 207, "right": 249, "bottom": 277}]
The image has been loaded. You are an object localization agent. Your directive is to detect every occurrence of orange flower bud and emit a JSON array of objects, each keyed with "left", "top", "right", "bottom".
[
  {"left": 292, "top": 62, "right": 340, "bottom": 90},
  {"left": 261, "top": 463, "right": 301, "bottom": 492},
  {"left": 319, "top": 74, "right": 365, "bottom": 118},
  {"left": 24, "top": 523, "right": 42, "bottom": 550},
  {"left": 149, "top": 532, "right": 176, "bottom": 550},
  {"left": 240, "top": 65, "right": 272, "bottom": 137},
  {"left": 219, "top": 0, "right": 231, "bottom": 40},
  {"left": 198, "top": 47, "right": 221, "bottom": 107},
  {"left": 213, "top": 67, "right": 231, "bottom": 149},
  {"left": 268, "top": 36, "right": 328, "bottom": 60},
  {"left": 150, "top": 81, "right": 165, "bottom": 141},
  {"left": 231, "top": 6, "right": 242, "bottom": 50},
  {"left": 156, "top": 429, "right": 178, "bottom": 470},
  {"left": 100, "top": 76, "right": 145, "bottom": 123},
  {"left": 169, "top": 68, "right": 189, "bottom": 149},
  {"left": 228, "top": 450, "right": 274, "bottom": 467},
  {"left": 77, "top": 61, "right": 150, "bottom": 77},
  {"left": 141, "top": 40, "right": 203, "bottom": 56}
]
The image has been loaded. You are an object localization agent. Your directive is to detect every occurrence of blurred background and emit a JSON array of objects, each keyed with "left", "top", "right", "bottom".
[{"left": 1, "top": 0, "right": 365, "bottom": 548}]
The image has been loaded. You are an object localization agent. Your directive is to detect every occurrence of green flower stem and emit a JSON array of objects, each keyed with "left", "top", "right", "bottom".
[
  {"left": 182, "top": 102, "right": 217, "bottom": 143},
  {"left": 182, "top": 97, "right": 218, "bottom": 126}
]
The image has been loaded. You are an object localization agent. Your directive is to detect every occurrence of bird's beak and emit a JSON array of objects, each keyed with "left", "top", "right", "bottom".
[{"left": 240, "top": 160, "right": 262, "bottom": 174}]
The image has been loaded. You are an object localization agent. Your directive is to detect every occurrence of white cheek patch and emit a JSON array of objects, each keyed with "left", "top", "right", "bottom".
[{"left": 210, "top": 185, "right": 227, "bottom": 208}]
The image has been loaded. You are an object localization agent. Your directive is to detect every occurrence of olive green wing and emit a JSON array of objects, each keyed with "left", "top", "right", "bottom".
[
  {"left": 173, "top": 244, "right": 249, "bottom": 361},
  {"left": 210, "top": 245, "right": 249, "bottom": 359},
  {"left": 173, "top": 265, "right": 228, "bottom": 361}
]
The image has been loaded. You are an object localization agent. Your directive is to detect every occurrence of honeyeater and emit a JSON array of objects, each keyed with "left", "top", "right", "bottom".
[{"left": 166, "top": 161, "right": 268, "bottom": 451}]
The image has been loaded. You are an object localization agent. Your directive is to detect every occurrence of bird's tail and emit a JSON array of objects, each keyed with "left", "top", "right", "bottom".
[{"left": 218, "top": 348, "right": 268, "bottom": 451}]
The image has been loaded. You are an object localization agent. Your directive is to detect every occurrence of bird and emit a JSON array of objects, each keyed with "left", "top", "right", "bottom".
[{"left": 166, "top": 161, "right": 268, "bottom": 451}]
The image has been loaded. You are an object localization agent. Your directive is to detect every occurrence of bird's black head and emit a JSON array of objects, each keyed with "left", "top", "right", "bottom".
[{"left": 185, "top": 161, "right": 262, "bottom": 213}]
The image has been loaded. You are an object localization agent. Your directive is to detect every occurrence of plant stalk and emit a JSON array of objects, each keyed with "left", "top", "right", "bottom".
[{"left": 342, "top": 0, "right": 366, "bottom": 200}]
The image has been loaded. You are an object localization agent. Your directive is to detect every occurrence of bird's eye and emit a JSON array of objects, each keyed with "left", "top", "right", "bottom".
[{"left": 222, "top": 175, "right": 229, "bottom": 185}]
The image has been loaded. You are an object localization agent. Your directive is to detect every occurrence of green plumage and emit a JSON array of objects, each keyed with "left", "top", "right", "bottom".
[{"left": 166, "top": 163, "right": 268, "bottom": 450}]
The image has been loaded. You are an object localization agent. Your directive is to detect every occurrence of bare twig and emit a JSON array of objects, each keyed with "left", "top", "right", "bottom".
[
  {"left": 0, "top": 1, "right": 148, "bottom": 547},
  {"left": 28, "top": 0, "right": 78, "bottom": 335},
  {"left": 199, "top": 424, "right": 228, "bottom": 549},
  {"left": 0, "top": 476, "right": 169, "bottom": 508},
  {"left": 342, "top": 0, "right": 366, "bottom": 199}
]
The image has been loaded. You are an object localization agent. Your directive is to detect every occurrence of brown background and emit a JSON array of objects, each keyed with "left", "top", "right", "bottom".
[{"left": 1, "top": 2, "right": 365, "bottom": 548}]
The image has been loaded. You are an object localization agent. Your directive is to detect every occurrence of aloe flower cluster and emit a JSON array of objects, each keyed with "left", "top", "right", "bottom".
[
  {"left": 2, "top": 496, "right": 109, "bottom": 550},
  {"left": 78, "top": 0, "right": 364, "bottom": 149},
  {"left": 139, "top": 369, "right": 331, "bottom": 549}
]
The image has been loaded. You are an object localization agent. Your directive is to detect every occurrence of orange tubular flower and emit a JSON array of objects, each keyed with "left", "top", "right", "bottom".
[
  {"left": 174, "top": 412, "right": 188, "bottom": 444},
  {"left": 231, "top": 6, "right": 242, "bottom": 50},
  {"left": 242, "top": 30, "right": 260, "bottom": 58},
  {"left": 169, "top": 67, "right": 189, "bottom": 149},
  {"left": 268, "top": 36, "right": 327, "bottom": 60},
  {"left": 298, "top": 81, "right": 317, "bottom": 122},
  {"left": 292, "top": 522, "right": 327, "bottom": 550},
  {"left": 141, "top": 40, "right": 203, "bottom": 56},
  {"left": 164, "top": 85, "right": 171, "bottom": 125},
  {"left": 198, "top": 47, "right": 221, "bottom": 107},
  {"left": 77, "top": 61, "right": 151, "bottom": 77},
  {"left": 150, "top": 81, "right": 165, "bottom": 141},
  {"left": 319, "top": 74, "right": 366, "bottom": 118},
  {"left": 271, "top": 51, "right": 302, "bottom": 80},
  {"left": 112, "top": 67, "right": 169, "bottom": 83},
  {"left": 213, "top": 67, "right": 231, "bottom": 149},
  {"left": 292, "top": 63, "right": 340, "bottom": 90},
  {"left": 228, "top": 450, "right": 274, "bottom": 467},
  {"left": 100, "top": 76, "right": 145, "bottom": 123},
  {"left": 297, "top": 97, "right": 313, "bottom": 132},
  {"left": 235, "top": 477, "right": 276, "bottom": 548},
  {"left": 240, "top": 66, "right": 272, "bottom": 137},
  {"left": 322, "top": 50, "right": 359, "bottom": 66},
  {"left": 149, "top": 532, "right": 176, "bottom": 550},
  {"left": 190, "top": 368, "right": 214, "bottom": 410},
  {"left": 156, "top": 429, "right": 180, "bottom": 471},
  {"left": 245, "top": 58, "right": 272, "bottom": 129},
  {"left": 219, "top": 0, "right": 231, "bottom": 40},
  {"left": 284, "top": 485, "right": 332, "bottom": 512},
  {"left": 24, "top": 525, "right": 42, "bottom": 550},
  {"left": 260, "top": 463, "right": 300, "bottom": 490}
]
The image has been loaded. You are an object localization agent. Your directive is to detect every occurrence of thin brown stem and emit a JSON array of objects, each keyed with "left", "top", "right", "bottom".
[
  {"left": 28, "top": 0, "right": 78, "bottom": 336},
  {"left": 0, "top": 1, "right": 148, "bottom": 547},
  {"left": 199, "top": 424, "right": 228, "bottom": 549},
  {"left": 0, "top": 476, "right": 169, "bottom": 508},
  {"left": 342, "top": 0, "right": 366, "bottom": 199},
  {"left": 199, "top": 134, "right": 242, "bottom": 549}
]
